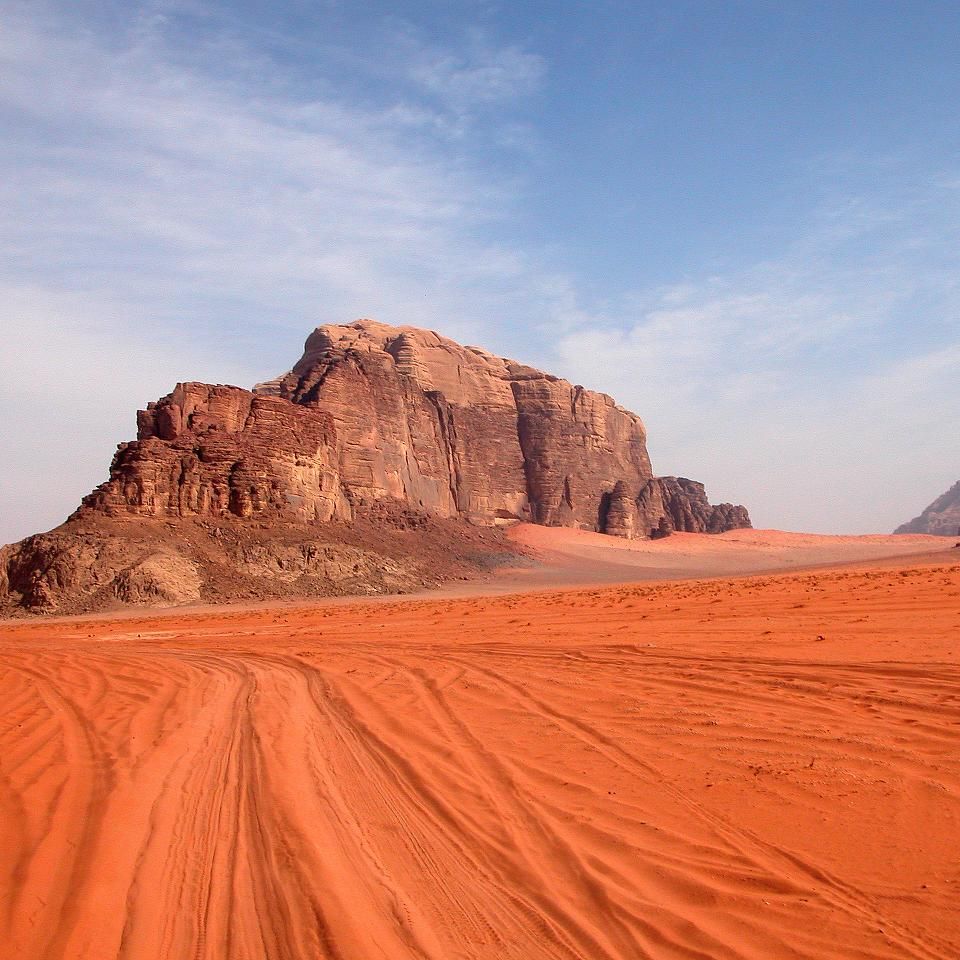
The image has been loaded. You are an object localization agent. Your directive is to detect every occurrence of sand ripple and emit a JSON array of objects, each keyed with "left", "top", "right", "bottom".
[{"left": 2, "top": 556, "right": 958, "bottom": 958}]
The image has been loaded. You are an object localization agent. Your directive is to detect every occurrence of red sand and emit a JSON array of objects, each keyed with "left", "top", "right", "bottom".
[{"left": 1, "top": 532, "right": 958, "bottom": 959}]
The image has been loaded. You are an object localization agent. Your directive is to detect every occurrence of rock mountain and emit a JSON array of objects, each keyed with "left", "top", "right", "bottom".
[
  {"left": 1, "top": 320, "right": 750, "bottom": 613},
  {"left": 894, "top": 480, "right": 960, "bottom": 536}
]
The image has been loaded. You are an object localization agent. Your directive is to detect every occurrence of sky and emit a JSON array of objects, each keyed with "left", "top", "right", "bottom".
[{"left": 1, "top": 0, "right": 958, "bottom": 544}]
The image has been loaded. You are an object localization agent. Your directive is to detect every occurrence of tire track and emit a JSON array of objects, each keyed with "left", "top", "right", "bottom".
[{"left": 432, "top": 649, "right": 959, "bottom": 960}]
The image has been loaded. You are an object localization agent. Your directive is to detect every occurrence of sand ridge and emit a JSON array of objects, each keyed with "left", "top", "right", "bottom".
[{"left": 1, "top": 550, "right": 959, "bottom": 959}]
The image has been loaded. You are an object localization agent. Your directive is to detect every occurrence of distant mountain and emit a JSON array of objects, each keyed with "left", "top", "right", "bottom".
[{"left": 894, "top": 480, "right": 960, "bottom": 536}]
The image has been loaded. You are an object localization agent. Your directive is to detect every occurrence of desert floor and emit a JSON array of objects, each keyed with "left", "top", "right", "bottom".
[{"left": 1, "top": 530, "right": 958, "bottom": 959}]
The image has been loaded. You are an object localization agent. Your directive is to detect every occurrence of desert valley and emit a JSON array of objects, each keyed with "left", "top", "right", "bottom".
[{"left": 2, "top": 322, "right": 958, "bottom": 960}]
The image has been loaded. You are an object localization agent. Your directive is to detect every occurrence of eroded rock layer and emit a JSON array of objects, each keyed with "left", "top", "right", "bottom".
[
  {"left": 84, "top": 319, "right": 748, "bottom": 539},
  {"left": 85, "top": 383, "right": 347, "bottom": 523}
]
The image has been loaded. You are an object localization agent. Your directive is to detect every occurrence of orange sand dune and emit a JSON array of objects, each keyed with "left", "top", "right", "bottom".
[{"left": 2, "top": 550, "right": 959, "bottom": 959}]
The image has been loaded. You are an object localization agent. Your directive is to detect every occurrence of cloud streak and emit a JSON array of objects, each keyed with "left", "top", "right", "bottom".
[{"left": 2, "top": 3, "right": 550, "bottom": 319}]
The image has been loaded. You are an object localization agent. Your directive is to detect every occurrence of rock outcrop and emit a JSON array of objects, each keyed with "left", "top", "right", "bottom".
[
  {"left": 0, "top": 512, "right": 517, "bottom": 615},
  {"left": 81, "top": 319, "right": 749, "bottom": 539},
  {"left": 84, "top": 383, "right": 346, "bottom": 523},
  {"left": 637, "top": 477, "right": 752, "bottom": 537},
  {"left": 894, "top": 481, "right": 960, "bottom": 536},
  {"left": 2, "top": 319, "right": 751, "bottom": 613}
]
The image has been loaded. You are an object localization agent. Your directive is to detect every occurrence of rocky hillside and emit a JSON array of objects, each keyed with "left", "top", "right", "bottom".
[
  {"left": 894, "top": 481, "right": 960, "bottom": 536},
  {"left": 1, "top": 319, "right": 750, "bottom": 613},
  {"left": 0, "top": 509, "right": 517, "bottom": 616}
]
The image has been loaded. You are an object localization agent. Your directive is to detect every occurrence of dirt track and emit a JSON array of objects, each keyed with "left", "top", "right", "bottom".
[{"left": 2, "top": 545, "right": 958, "bottom": 959}]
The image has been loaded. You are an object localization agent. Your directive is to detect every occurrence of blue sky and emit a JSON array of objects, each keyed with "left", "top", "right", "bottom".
[{"left": 2, "top": 0, "right": 958, "bottom": 543}]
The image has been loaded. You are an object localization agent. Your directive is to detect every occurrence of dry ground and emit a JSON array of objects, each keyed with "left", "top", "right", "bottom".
[{"left": 1, "top": 532, "right": 958, "bottom": 959}]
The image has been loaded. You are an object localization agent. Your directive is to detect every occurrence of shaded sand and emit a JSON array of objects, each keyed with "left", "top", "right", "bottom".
[{"left": 2, "top": 551, "right": 959, "bottom": 959}]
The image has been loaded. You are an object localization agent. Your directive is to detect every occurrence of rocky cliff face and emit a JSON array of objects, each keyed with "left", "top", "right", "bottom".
[
  {"left": 84, "top": 383, "right": 345, "bottom": 523},
  {"left": 81, "top": 319, "right": 748, "bottom": 539},
  {"left": 2, "top": 319, "right": 751, "bottom": 613},
  {"left": 894, "top": 481, "right": 960, "bottom": 536}
]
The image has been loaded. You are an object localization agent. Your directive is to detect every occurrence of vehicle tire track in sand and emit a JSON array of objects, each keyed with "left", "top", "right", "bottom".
[
  {"left": 1, "top": 554, "right": 958, "bottom": 960},
  {"left": 300, "top": 659, "right": 596, "bottom": 959},
  {"left": 384, "top": 658, "right": 652, "bottom": 960},
  {"left": 2, "top": 660, "right": 107, "bottom": 960},
  {"left": 431, "top": 649, "right": 959, "bottom": 960}
]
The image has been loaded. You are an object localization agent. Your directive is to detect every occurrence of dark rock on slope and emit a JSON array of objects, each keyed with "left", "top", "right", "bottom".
[{"left": 894, "top": 481, "right": 960, "bottom": 536}]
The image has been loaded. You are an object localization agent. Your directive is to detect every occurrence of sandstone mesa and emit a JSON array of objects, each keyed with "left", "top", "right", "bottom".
[{"left": 1, "top": 319, "right": 750, "bottom": 613}]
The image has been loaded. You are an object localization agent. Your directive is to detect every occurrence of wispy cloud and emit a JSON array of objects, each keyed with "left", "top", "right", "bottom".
[
  {"left": 409, "top": 33, "right": 546, "bottom": 114},
  {"left": 1, "top": 4, "right": 546, "bottom": 318}
]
